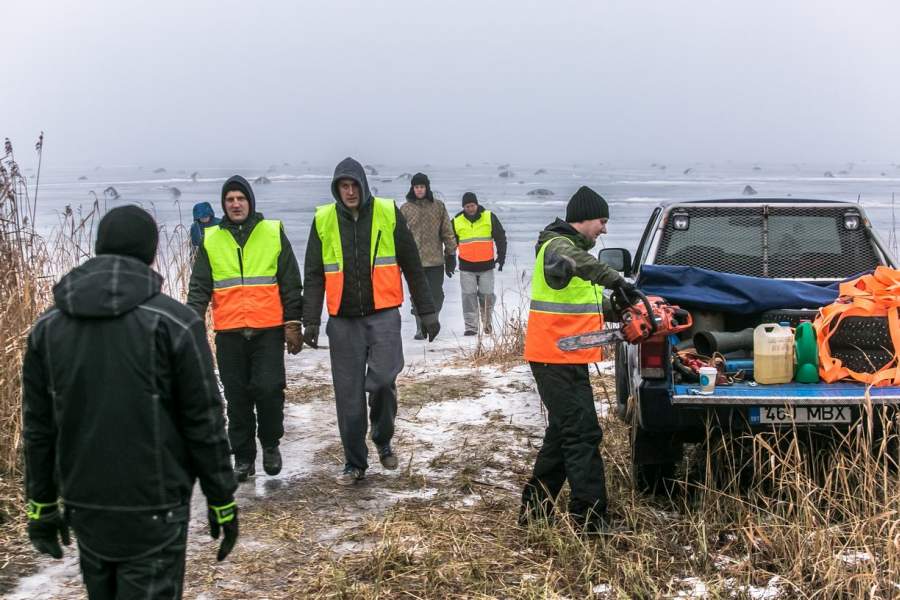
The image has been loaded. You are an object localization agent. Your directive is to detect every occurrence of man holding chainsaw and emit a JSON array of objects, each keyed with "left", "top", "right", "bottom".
[{"left": 521, "top": 185, "right": 635, "bottom": 534}]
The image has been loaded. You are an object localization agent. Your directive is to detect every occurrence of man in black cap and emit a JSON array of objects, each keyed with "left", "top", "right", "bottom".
[
  {"left": 187, "top": 175, "right": 304, "bottom": 482},
  {"left": 23, "top": 205, "right": 238, "bottom": 599},
  {"left": 399, "top": 172, "right": 457, "bottom": 339},
  {"left": 520, "top": 186, "right": 634, "bottom": 534},
  {"left": 451, "top": 192, "right": 507, "bottom": 335}
]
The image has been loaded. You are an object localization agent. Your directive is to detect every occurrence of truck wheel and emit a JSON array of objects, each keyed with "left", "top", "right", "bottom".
[{"left": 631, "top": 425, "right": 679, "bottom": 496}]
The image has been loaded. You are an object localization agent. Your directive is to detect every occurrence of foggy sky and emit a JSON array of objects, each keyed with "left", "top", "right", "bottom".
[{"left": 6, "top": 0, "right": 900, "bottom": 167}]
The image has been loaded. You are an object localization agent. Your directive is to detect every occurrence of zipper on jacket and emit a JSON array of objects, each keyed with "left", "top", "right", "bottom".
[
  {"left": 237, "top": 248, "right": 244, "bottom": 283},
  {"left": 353, "top": 219, "right": 364, "bottom": 312},
  {"left": 371, "top": 230, "right": 382, "bottom": 275}
]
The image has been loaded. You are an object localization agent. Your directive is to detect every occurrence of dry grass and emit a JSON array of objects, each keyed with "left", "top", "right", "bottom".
[{"left": 226, "top": 401, "right": 900, "bottom": 599}]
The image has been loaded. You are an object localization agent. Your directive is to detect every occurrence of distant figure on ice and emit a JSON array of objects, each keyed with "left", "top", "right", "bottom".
[
  {"left": 190, "top": 200, "right": 220, "bottom": 249},
  {"left": 23, "top": 206, "right": 238, "bottom": 599},
  {"left": 520, "top": 186, "right": 635, "bottom": 534},
  {"left": 399, "top": 172, "right": 457, "bottom": 340},
  {"left": 187, "top": 176, "right": 304, "bottom": 483},
  {"left": 452, "top": 192, "right": 507, "bottom": 336},
  {"left": 302, "top": 157, "right": 439, "bottom": 485}
]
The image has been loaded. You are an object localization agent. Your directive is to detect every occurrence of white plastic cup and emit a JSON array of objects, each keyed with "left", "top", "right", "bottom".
[{"left": 698, "top": 367, "right": 718, "bottom": 395}]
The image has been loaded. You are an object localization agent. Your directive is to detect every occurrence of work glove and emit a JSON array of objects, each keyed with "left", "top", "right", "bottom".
[
  {"left": 497, "top": 259, "right": 505, "bottom": 272},
  {"left": 444, "top": 254, "right": 457, "bottom": 278},
  {"left": 614, "top": 278, "right": 638, "bottom": 298},
  {"left": 420, "top": 313, "right": 441, "bottom": 342},
  {"left": 284, "top": 321, "right": 302, "bottom": 355},
  {"left": 26, "top": 500, "right": 70, "bottom": 559},
  {"left": 302, "top": 324, "right": 320, "bottom": 349},
  {"left": 208, "top": 502, "right": 239, "bottom": 561}
]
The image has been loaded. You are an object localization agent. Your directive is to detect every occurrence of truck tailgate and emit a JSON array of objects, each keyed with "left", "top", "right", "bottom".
[{"left": 673, "top": 381, "right": 900, "bottom": 405}]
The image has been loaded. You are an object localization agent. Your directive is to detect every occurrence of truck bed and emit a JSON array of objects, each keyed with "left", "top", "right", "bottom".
[{"left": 673, "top": 381, "right": 900, "bottom": 405}]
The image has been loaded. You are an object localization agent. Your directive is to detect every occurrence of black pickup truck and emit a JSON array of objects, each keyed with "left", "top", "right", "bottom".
[{"left": 600, "top": 199, "right": 900, "bottom": 491}]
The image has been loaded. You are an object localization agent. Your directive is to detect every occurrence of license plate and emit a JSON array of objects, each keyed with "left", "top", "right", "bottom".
[{"left": 749, "top": 406, "right": 852, "bottom": 424}]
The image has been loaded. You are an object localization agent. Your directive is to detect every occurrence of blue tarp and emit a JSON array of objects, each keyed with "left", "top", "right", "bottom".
[{"left": 636, "top": 265, "right": 851, "bottom": 314}]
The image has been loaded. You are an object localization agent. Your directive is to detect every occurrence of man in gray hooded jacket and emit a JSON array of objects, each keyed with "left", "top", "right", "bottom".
[{"left": 303, "top": 157, "right": 439, "bottom": 485}]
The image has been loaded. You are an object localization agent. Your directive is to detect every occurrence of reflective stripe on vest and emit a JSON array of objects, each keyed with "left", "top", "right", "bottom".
[
  {"left": 203, "top": 220, "right": 284, "bottom": 331},
  {"left": 315, "top": 197, "right": 403, "bottom": 316},
  {"left": 523, "top": 236, "right": 604, "bottom": 364},
  {"left": 453, "top": 210, "right": 495, "bottom": 263}
]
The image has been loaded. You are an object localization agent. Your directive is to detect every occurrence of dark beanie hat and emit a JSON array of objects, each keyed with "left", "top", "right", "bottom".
[
  {"left": 95, "top": 205, "right": 159, "bottom": 265},
  {"left": 565, "top": 186, "right": 609, "bottom": 222},
  {"left": 462, "top": 192, "right": 478, "bottom": 206},
  {"left": 411, "top": 172, "right": 430, "bottom": 187}
]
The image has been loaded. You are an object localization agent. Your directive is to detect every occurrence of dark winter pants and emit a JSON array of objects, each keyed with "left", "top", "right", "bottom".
[
  {"left": 215, "top": 328, "right": 286, "bottom": 462},
  {"left": 71, "top": 507, "right": 189, "bottom": 600},
  {"left": 326, "top": 309, "right": 405, "bottom": 471},
  {"left": 413, "top": 265, "right": 445, "bottom": 333},
  {"left": 521, "top": 362, "right": 608, "bottom": 520}
]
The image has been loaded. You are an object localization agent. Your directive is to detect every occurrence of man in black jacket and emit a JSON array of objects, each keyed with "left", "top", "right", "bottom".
[
  {"left": 23, "top": 206, "right": 238, "bottom": 600},
  {"left": 303, "top": 157, "right": 439, "bottom": 485},
  {"left": 187, "top": 175, "right": 303, "bottom": 482}
]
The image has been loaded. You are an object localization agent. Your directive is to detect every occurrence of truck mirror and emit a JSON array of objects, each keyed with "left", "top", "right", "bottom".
[{"left": 599, "top": 248, "right": 632, "bottom": 277}]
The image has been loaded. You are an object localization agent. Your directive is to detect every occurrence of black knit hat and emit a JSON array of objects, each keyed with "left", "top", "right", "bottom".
[
  {"left": 565, "top": 186, "right": 609, "bottom": 222},
  {"left": 95, "top": 205, "right": 159, "bottom": 265},
  {"left": 462, "top": 192, "right": 478, "bottom": 206}
]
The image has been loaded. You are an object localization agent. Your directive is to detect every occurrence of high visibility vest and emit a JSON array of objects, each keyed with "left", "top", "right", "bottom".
[
  {"left": 203, "top": 220, "right": 284, "bottom": 331},
  {"left": 524, "top": 236, "right": 605, "bottom": 364},
  {"left": 315, "top": 197, "right": 403, "bottom": 316},
  {"left": 453, "top": 211, "right": 495, "bottom": 263}
]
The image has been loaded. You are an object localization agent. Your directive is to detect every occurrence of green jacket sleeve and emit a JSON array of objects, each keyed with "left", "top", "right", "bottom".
[{"left": 543, "top": 237, "right": 624, "bottom": 289}]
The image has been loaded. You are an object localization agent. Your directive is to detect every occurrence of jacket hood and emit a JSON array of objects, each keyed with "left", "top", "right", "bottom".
[
  {"left": 535, "top": 218, "right": 595, "bottom": 254},
  {"left": 331, "top": 157, "right": 373, "bottom": 214},
  {"left": 53, "top": 255, "right": 162, "bottom": 318},
  {"left": 220, "top": 175, "right": 256, "bottom": 219},
  {"left": 192, "top": 201, "right": 215, "bottom": 221},
  {"left": 406, "top": 172, "right": 434, "bottom": 202}
]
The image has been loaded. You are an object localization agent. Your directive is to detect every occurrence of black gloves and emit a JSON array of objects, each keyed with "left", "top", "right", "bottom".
[
  {"left": 444, "top": 254, "right": 457, "bottom": 278},
  {"left": 284, "top": 321, "right": 302, "bottom": 355},
  {"left": 497, "top": 260, "right": 505, "bottom": 272},
  {"left": 208, "top": 502, "right": 239, "bottom": 561},
  {"left": 26, "top": 501, "right": 70, "bottom": 559},
  {"left": 302, "top": 324, "right": 320, "bottom": 349},
  {"left": 614, "top": 278, "right": 637, "bottom": 297},
  {"left": 420, "top": 313, "right": 441, "bottom": 342}
]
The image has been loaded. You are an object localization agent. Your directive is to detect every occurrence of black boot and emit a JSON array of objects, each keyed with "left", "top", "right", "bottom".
[
  {"left": 570, "top": 502, "right": 609, "bottom": 535},
  {"left": 263, "top": 446, "right": 282, "bottom": 476},
  {"left": 234, "top": 458, "right": 256, "bottom": 483}
]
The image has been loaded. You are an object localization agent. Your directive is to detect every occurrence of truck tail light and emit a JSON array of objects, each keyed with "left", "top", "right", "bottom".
[{"left": 640, "top": 339, "right": 667, "bottom": 379}]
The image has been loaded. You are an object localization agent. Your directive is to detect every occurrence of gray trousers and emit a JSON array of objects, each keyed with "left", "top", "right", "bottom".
[
  {"left": 326, "top": 308, "right": 405, "bottom": 470},
  {"left": 460, "top": 269, "right": 496, "bottom": 333}
]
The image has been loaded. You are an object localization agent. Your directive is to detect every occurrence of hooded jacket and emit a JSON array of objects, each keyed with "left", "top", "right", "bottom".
[
  {"left": 303, "top": 157, "right": 435, "bottom": 325},
  {"left": 452, "top": 205, "right": 508, "bottom": 272},
  {"left": 190, "top": 201, "right": 220, "bottom": 247},
  {"left": 22, "top": 255, "right": 237, "bottom": 514},
  {"left": 186, "top": 175, "right": 303, "bottom": 325}
]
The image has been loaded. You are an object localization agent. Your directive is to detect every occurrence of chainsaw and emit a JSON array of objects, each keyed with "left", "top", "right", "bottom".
[{"left": 557, "top": 288, "right": 693, "bottom": 351}]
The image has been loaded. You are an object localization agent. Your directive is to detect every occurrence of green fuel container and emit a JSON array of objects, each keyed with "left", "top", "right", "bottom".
[{"left": 794, "top": 320, "right": 820, "bottom": 383}]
